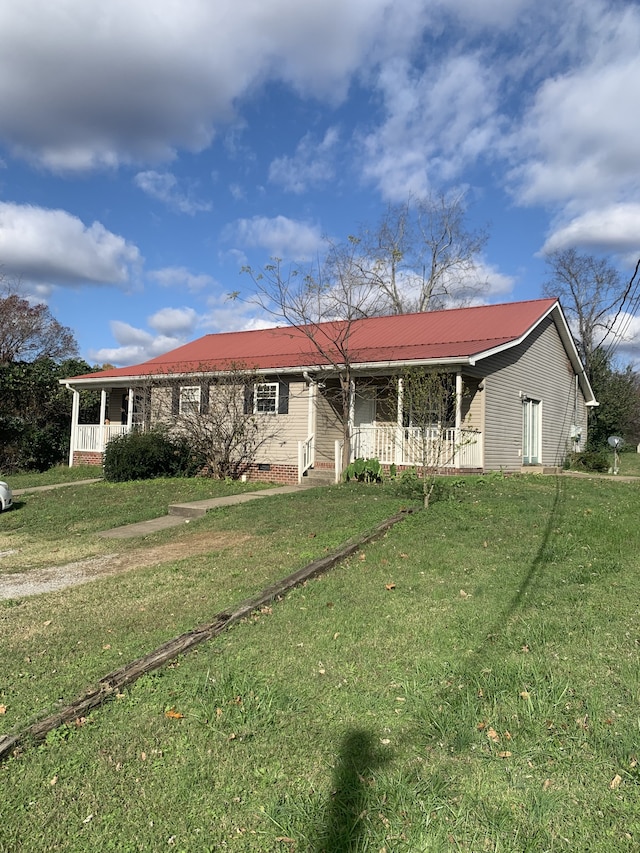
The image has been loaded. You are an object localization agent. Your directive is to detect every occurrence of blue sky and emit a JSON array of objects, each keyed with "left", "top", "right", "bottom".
[{"left": 1, "top": 0, "right": 640, "bottom": 366}]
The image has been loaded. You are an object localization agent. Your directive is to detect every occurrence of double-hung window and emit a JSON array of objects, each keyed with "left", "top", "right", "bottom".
[
  {"left": 179, "top": 385, "right": 201, "bottom": 415},
  {"left": 254, "top": 382, "right": 278, "bottom": 414}
]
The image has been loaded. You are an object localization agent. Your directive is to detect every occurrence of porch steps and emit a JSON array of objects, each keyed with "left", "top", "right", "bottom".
[
  {"left": 302, "top": 467, "right": 336, "bottom": 486},
  {"left": 520, "top": 465, "right": 562, "bottom": 475}
]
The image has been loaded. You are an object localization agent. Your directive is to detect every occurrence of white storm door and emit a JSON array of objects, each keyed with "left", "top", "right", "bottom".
[
  {"left": 522, "top": 398, "right": 541, "bottom": 465},
  {"left": 353, "top": 390, "right": 376, "bottom": 458}
]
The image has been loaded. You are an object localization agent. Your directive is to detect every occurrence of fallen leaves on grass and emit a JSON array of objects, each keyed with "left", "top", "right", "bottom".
[
  {"left": 610, "top": 774, "right": 623, "bottom": 790},
  {"left": 385, "top": 583, "right": 396, "bottom": 590},
  {"left": 165, "top": 709, "right": 185, "bottom": 720},
  {"left": 0, "top": 704, "right": 6, "bottom": 715}
]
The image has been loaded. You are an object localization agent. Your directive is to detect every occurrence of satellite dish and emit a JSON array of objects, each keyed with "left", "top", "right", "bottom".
[{"left": 607, "top": 436, "right": 623, "bottom": 474}]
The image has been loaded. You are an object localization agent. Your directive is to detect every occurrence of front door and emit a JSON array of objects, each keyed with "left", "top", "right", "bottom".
[
  {"left": 522, "top": 398, "right": 540, "bottom": 465},
  {"left": 353, "top": 390, "right": 376, "bottom": 458}
]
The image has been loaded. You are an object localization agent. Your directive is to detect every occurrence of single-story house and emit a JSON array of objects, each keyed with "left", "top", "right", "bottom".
[{"left": 60, "top": 298, "right": 597, "bottom": 483}]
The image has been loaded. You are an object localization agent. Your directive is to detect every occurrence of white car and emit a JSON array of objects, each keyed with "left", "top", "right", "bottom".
[{"left": 0, "top": 481, "right": 12, "bottom": 512}]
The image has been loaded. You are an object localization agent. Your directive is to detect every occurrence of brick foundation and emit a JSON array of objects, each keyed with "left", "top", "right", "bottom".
[
  {"left": 73, "top": 451, "right": 104, "bottom": 467},
  {"left": 243, "top": 463, "right": 299, "bottom": 485}
]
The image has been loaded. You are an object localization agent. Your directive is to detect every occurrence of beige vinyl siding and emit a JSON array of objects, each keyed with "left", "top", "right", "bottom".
[
  {"left": 314, "top": 380, "right": 344, "bottom": 466},
  {"left": 144, "top": 377, "right": 309, "bottom": 467},
  {"left": 149, "top": 385, "right": 173, "bottom": 425},
  {"left": 478, "top": 316, "right": 585, "bottom": 471},
  {"left": 256, "top": 379, "right": 308, "bottom": 464},
  {"left": 461, "top": 376, "right": 484, "bottom": 431},
  {"left": 107, "top": 393, "right": 124, "bottom": 424}
]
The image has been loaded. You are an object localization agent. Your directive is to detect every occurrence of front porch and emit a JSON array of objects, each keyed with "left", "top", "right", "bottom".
[
  {"left": 66, "top": 371, "right": 484, "bottom": 480},
  {"left": 350, "top": 425, "right": 483, "bottom": 469}
]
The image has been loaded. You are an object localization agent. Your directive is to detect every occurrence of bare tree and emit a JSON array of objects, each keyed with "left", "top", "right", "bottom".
[
  {"left": 353, "top": 192, "right": 489, "bottom": 314},
  {"left": 147, "top": 364, "right": 283, "bottom": 479},
  {"left": 243, "top": 240, "right": 382, "bottom": 472},
  {"left": 241, "top": 197, "right": 487, "bottom": 473},
  {"left": 543, "top": 249, "right": 640, "bottom": 374},
  {"left": 402, "top": 368, "right": 460, "bottom": 507},
  {"left": 543, "top": 249, "right": 640, "bottom": 450},
  {"left": 0, "top": 291, "right": 77, "bottom": 364}
]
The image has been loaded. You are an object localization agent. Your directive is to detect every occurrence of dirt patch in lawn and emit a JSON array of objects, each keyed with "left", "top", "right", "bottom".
[{"left": 0, "top": 531, "right": 252, "bottom": 600}]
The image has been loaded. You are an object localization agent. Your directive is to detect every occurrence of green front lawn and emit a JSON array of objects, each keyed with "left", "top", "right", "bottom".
[{"left": 1, "top": 473, "right": 639, "bottom": 852}]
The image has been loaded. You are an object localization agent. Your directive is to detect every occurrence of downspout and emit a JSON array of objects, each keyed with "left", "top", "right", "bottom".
[{"left": 455, "top": 370, "right": 463, "bottom": 469}]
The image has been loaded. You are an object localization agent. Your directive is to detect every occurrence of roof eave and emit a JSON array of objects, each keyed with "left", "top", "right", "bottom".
[{"left": 60, "top": 355, "right": 474, "bottom": 389}]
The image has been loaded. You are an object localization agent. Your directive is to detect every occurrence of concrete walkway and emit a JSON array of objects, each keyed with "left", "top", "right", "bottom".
[
  {"left": 12, "top": 478, "right": 102, "bottom": 497},
  {"left": 99, "top": 482, "right": 322, "bottom": 539}
]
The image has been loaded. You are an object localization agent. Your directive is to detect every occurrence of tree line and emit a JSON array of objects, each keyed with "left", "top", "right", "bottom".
[{"left": 0, "top": 287, "right": 101, "bottom": 472}]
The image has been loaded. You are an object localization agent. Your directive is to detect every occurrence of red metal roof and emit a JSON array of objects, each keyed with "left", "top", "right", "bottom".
[{"left": 66, "top": 298, "right": 560, "bottom": 381}]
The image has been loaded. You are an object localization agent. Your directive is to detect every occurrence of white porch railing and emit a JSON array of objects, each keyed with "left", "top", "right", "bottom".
[
  {"left": 297, "top": 434, "right": 315, "bottom": 484},
  {"left": 350, "top": 426, "right": 482, "bottom": 469},
  {"left": 74, "top": 424, "right": 130, "bottom": 453}
]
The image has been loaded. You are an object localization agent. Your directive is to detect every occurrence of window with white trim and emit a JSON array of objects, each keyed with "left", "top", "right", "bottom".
[
  {"left": 179, "top": 385, "right": 201, "bottom": 415},
  {"left": 254, "top": 382, "right": 278, "bottom": 414}
]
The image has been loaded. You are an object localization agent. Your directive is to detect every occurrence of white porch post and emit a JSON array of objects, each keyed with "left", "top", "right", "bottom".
[
  {"left": 308, "top": 378, "right": 317, "bottom": 462},
  {"left": 99, "top": 389, "right": 107, "bottom": 452},
  {"left": 396, "top": 377, "right": 404, "bottom": 465},
  {"left": 126, "top": 387, "right": 134, "bottom": 430},
  {"left": 348, "top": 378, "right": 355, "bottom": 464},
  {"left": 68, "top": 388, "right": 80, "bottom": 467}
]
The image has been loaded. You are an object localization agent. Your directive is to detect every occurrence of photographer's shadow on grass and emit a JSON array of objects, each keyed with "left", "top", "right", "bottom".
[{"left": 316, "top": 728, "right": 390, "bottom": 853}]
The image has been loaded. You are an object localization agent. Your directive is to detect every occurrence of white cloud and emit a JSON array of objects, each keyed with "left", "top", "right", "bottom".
[
  {"left": 0, "top": 0, "right": 407, "bottom": 172},
  {"left": 0, "top": 202, "right": 141, "bottom": 285},
  {"left": 475, "top": 259, "right": 515, "bottom": 298},
  {"left": 148, "top": 266, "right": 217, "bottom": 293},
  {"left": 201, "top": 293, "right": 278, "bottom": 334},
  {"left": 229, "top": 215, "right": 324, "bottom": 260},
  {"left": 437, "top": 0, "right": 532, "bottom": 27},
  {"left": 148, "top": 307, "right": 198, "bottom": 336},
  {"left": 360, "top": 54, "right": 502, "bottom": 200},
  {"left": 589, "top": 310, "right": 640, "bottom": 367},
  {"left": 507, "top": 1, "right": 640, "bottom": 216},
  {"left": 269, "top": 127, "right": 340, "bottom": 193},
  {"left": 512, "top": 56, "right": 640, "bottom": 208},
  {"left": 542, "top": 204, "right": 640, "bottom": 255},
  {"left": 87, "top": 320, "right": 184, "bottom": 366},
  {"left": 134, "top": 171, "right": 212, "bottom": 214}
]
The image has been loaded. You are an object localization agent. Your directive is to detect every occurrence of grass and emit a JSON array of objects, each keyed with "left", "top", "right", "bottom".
[
  {"left": 0, "top": 475, "right": 271, "bottom": 572},
  {"left": 1, "top": 473, "right": 640, "bottom": 851},
  {"left": 617, "top": 449, "right": 640, "bottom": 476},
  {"left": 5, "top": 465, "right": 102, "bottom": 489},
  {"left": 566, "top": 447, "right": 640, "bottom": 477}
]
